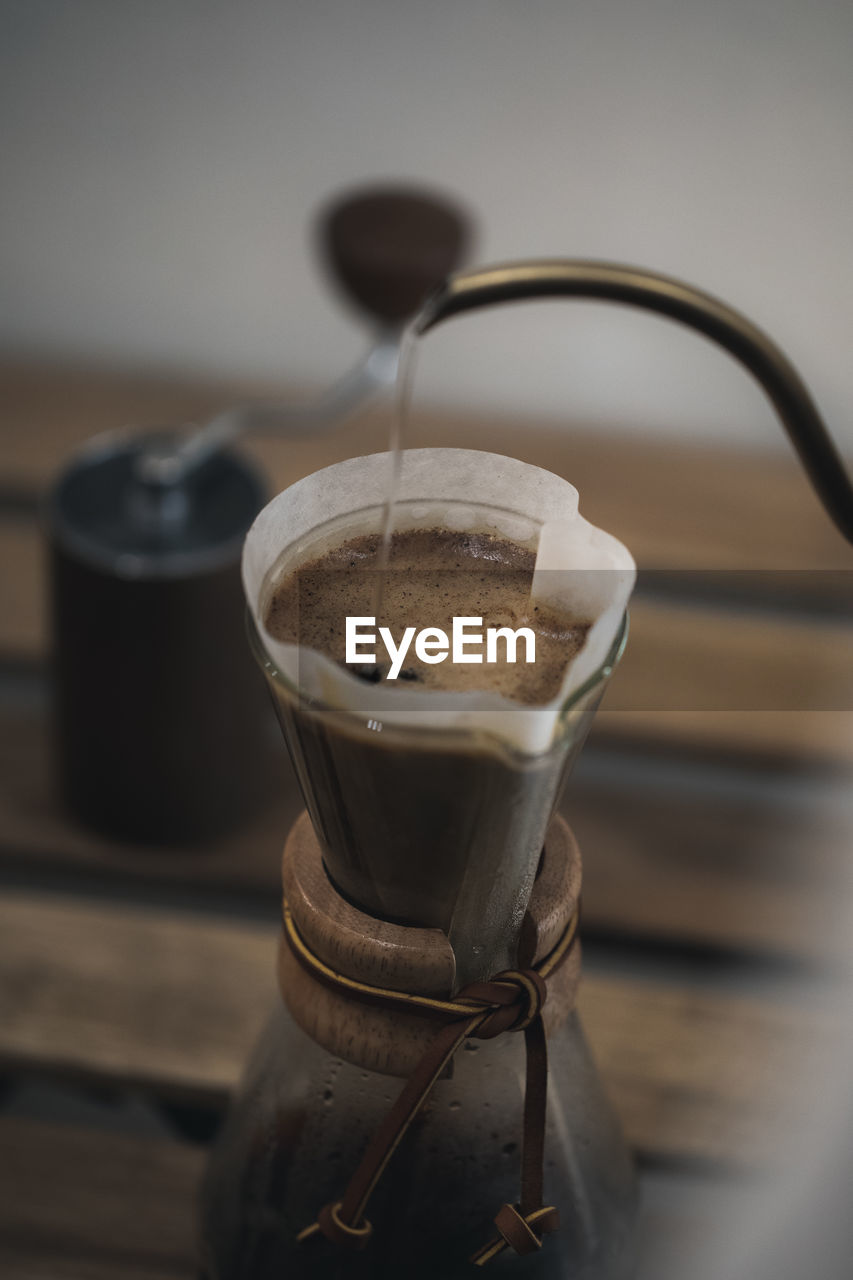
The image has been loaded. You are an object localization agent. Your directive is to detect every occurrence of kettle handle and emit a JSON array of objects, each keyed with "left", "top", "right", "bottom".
[{"left": 415, "top": 260, "right": 853, "bottom": 545}]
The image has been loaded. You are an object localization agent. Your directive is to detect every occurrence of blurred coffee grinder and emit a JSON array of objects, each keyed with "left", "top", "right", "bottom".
[{"left": 45, "top": 185, "right": 472, "bottom": 844}]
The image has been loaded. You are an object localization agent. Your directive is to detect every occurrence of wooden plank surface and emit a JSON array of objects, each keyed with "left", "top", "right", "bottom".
[
  {"left": 611, "top": 597, "right": 853, "bottom": 714},
  {"left": 0, "top": 1116, "right": 201, "bottom": 1280},
  {"left": 0, "top": 523, "right": 44, "bottom": 660},
  {"left": 0, "top": 887, "right": 838, "bottom": 1168},
  {"left": 2, "top": 360, "right": 850, "bottom": 1276},
  {"left": 594, "top": 709, "right": 853, "bottom": 769},
  {"left": 0, "top": 358, "right": 848, "bottom": 1280}
]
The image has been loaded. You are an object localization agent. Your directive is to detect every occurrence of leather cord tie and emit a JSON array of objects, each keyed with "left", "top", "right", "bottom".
[{"left": 286, "top": 899, "right": 579, "bottom": 1265}]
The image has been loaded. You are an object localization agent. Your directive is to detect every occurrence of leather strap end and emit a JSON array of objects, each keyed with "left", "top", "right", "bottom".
[
  {"left": 471, "top": 1202, "right": 560, "bottom": 1265},
  {"left": 309, "top": 1201, "right": 373, "bottom": 1251}
]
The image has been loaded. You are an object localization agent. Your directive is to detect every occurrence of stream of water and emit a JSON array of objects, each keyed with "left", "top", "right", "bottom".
[{"left": 373, "top": 324, "right": 419, "bottom": 620}]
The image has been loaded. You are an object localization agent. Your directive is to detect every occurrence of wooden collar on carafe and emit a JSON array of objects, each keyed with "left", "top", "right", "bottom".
[
  {"left": 278, "top": 810, "right": 582, "bottom": 1078},
  {"left": 278, "top": 811, "right": 583, "bottom": 1264}
]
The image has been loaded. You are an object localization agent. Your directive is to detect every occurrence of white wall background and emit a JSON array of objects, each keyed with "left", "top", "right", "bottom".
[{"left": 1, "top": 0, "right": 851, "bottom": 451}]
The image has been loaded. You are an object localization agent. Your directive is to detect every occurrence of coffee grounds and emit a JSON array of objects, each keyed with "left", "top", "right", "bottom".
[{"left": 265, "top": 528, "right": 590, "bottom": 706}]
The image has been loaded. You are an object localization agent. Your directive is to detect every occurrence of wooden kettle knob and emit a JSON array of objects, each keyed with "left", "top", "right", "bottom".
[{"left": 320, "top": 185, "right": 473, "bottom": 325}]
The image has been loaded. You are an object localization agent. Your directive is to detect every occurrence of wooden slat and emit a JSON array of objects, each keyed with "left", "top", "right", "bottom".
[
  {"left": 0, "top": 1116, "right": 201, "bottom": 1279},
  {"left": 595, "top": 709, "right": 853, "bottom": 768},
  {"left": 0, "top": 891, "right": 276, "bottom": 1104},
  {"left": 612, "top": 597, "right": 853, "bottom": 714},
  {"left": 0, "top": 888, "right": 838, "bottom": 1167},
  {"left": 0, "top": 522, "right": 44, "bottom": 659},
  {"left": 1, "top": 358, "right": 852, "bottom": 575},
  {"left": 587, "top": 976, "right": 828, "bottom": 1166},
  {"left": 1, "top": 701, "right": 850, "bottom": 962},
  {"left": 569, "top": 751, "right": 853, "bottom": 961}
]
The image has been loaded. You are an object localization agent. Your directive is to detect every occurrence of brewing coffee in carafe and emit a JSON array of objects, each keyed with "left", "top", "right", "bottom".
[{"left": 200, "top": 446, "right": 638, "bottom": 1279}]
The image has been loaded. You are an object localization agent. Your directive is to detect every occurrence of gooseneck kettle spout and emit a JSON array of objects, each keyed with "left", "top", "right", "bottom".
[{"left": 415, "top": 260, "right": 853, "bottom": 546}]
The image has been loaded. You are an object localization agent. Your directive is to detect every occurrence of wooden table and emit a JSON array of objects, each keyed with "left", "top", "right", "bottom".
[{"left": 1, "top": 360, "right": 851, "bottom": 1277}]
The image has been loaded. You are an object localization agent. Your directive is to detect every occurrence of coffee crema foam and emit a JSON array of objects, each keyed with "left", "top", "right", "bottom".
[{"left": 264, "top": 528, "right": 591, "bottom": 706}]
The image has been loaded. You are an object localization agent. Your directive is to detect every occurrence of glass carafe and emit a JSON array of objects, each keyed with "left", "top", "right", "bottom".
[
  {"left": 200, "top": 1003, "right": 637, "bottom": 1279},
  {"left": 200, "top": 593, "right": 637, "bottom": 1278}
]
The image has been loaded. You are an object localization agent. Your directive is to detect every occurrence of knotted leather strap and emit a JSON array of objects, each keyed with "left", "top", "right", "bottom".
[{"left": 286, "top": 899, "right": 578, "bottom": 1265}]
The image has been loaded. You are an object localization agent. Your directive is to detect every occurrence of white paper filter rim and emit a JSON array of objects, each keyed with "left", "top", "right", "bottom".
[{"left": 242, "top": 448, "right": 636, "bottom": 754}]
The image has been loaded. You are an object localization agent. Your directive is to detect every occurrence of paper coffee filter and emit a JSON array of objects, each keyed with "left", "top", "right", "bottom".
[{"left": 243, "top": 449, "right": 635, "bottom": 754}]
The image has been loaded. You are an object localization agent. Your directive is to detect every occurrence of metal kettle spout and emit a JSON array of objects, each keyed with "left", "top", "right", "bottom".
[{"left": 415, "top": 260, "right": 853, "bottom": 546}]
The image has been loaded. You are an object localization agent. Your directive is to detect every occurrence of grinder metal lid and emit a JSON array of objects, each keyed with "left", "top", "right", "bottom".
[{"left": 47, "top": 427, "right": 266, "bottom": 580}]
